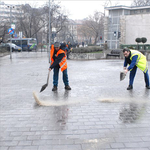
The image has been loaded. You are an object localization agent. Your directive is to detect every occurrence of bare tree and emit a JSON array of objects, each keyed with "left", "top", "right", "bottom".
[
  {"left": 78, "top": 22, "right": 93, "bottom": 44},
  {"left": 17, "top": 4, "right": 46, "bottom": 44},
  {"left": 15, "top": 2, "right": 68, "bottom": 44},
  {"left": 42, "top": 2, "right": 68, "bottom": 44},
  {"left": 79, "top": 11, "right": 104, "bottom": 45},
  {"left": 132, "top": 0, "right": 150, "bottom": 6},
  {"left": 0, "top": 20, "right": 6, "bottom": 42},
  {"left": 56, "top": 19, "right": 77, "bottom": 44},
  {"left": 0, "top": 16, "right": 11, "bottom": 42}
]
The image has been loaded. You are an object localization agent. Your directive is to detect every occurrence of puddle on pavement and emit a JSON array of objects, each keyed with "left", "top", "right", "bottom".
[{"left": 119, "top": 102, "right": 146, "bottom": 123}]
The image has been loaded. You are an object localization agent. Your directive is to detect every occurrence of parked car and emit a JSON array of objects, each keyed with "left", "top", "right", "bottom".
[
  {"left": 0, "top": 43, "right": 22, "bottom": 52},
  {"left": 7, "top": 43, "right": 22, "bottom": 52}
]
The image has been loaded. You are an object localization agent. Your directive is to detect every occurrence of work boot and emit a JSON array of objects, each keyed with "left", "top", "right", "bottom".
[
  {"left": 127, "top": 85, "right": 133, "bottom": 90},
  {"left": 146, "top": 85, "right": 150, "bottom": 89},
  {"left": 52, "top": 86, "right": 57, "bottom": 91},
  {"left": 65, "top": 85, "right": 71, "bottom": 90}
]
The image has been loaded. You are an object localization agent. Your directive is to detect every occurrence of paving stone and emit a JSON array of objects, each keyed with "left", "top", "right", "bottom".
[
  {"left": 38, "top": 146, "right": 53, "bottom": 150},
  {"left": 0, "top": 147, "right": 9, "bottom": 150},
  {"left": 18, "top": 141, "right": 32, "bottom": 146},
  {"left": 52, "top": 144, "right": 82, "bottom": 150},
  {"left": 8, "top": 146, "right": 38, "bottom": 150},
  {"left": 110, "top": 143, "right": 125, "bottom": 148},
  {"left": 0, "top": 141, "right": 18, "bottom": 146},
  {"left": 142, "top": 137, "right": 150, "bottom": 142}
]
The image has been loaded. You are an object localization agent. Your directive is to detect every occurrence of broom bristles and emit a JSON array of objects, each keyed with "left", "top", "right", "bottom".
[
  {"left": 33, "top": 91, "right": 53, "bottom": 106},
  {"left": 33, "top": 91, "right": 43, "bottom": 106}
]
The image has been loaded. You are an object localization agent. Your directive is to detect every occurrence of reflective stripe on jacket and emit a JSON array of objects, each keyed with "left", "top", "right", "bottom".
[
  {"left": 130, "top": 50, "right": 148, "bottom": 73},
  {"left": 50, "top": 45, "right": 67, "bottom": 72}
]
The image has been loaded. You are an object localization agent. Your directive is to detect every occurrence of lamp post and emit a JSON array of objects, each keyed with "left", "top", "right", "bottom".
[
  {"left": 48, "top": 0, "right": 51, "bottom": 63},
  {"left": 9, "top": 6, "right": 13, "bottom": 59},
  {"left": 52, "top": 27, "right": 56, "bottom": 43},
  {"left": 7, "top": 5, "right": 15, "bottom": 59},
  {"left": 49, "top": 0, "right": 51, "bottom": 47}
]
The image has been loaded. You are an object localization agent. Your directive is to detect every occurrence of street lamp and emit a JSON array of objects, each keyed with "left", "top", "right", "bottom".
[
  {"left": 48, "top": 0, "right": 51, "bottom": 63},
  {"left": 49, "top": 0, "right": 51, "bottom": 47},
  {"left": 7, "top": 5, "right": 15, "bottom": 59},
  {"left": 52, "top": 27, "right": 56, "bottom": 43},
  {"left": 48, "top": 0, "right": 54, "bottom": 63}
]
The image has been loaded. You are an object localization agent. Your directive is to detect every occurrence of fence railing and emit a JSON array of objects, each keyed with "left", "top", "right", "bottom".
[{"left": 120, "top": 44, "right": 150, "bottom": 50}]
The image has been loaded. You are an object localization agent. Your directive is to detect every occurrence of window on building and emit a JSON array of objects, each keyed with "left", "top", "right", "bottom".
[
  {"left": 109, "top": 18, "right": 112, "bottom": 24},
  {"left": 112, "top": 17, "right": 120, "bottom": 24},
  {"left": 146, "top": 8, "right": 150, "bottom": 12},
  {"left": 134, "top": 10, "right": 138, "bottom": 14},
  {"left": 140, "top": 9, "right": 144, "bottom": 13},
  {"left": 124, "top": 10, "right": 130, "bottom": 15}
]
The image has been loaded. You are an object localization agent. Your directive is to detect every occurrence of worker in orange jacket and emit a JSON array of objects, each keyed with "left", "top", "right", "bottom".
[{"left": 49, "top": 42, "right": 71, "bottom": 91}]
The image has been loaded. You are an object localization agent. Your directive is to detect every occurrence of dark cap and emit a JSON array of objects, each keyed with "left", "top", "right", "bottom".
[{"left": 54, "top": 42, "right": 60, "bottom": 47}]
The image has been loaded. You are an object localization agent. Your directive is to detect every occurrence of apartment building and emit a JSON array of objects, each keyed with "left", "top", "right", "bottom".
[{"left": 0, "top": 1, "right": 22, "bottom": 24}]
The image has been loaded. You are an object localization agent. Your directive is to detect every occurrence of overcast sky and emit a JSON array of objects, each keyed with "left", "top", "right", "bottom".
[{"left": 2, "top": 0, "right": 133, "bottom": 20}]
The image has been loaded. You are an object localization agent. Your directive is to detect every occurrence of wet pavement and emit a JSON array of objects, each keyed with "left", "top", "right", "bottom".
[{"left": 0, "top": 52, "right": 150, "bottom": 150}]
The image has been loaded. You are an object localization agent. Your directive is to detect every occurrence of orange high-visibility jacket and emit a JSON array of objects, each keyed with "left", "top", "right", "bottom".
[{"left": 50, "top": 44, "right": 67, "bottom": 72}]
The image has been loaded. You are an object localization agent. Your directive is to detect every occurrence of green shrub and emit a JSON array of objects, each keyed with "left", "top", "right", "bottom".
[
  {"left": 135, "top": 38, "right": 141, "bottom": 43},
  {"left": 0, "top": 47, "right": 8, "bottom": 53},
  {"left": 88, "top": 44, "right": 95, "bottom": 46},
  {"left": 141, "top": 37, "right": 147, "bottom": 44},
  {"left": 72, "top": 46, "right": 103, "bottom": 53},
  {"left": 128, "top": 46, "right": 135, "bottom": 49}
]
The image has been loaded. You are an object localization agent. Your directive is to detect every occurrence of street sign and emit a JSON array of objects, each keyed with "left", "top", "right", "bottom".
[
  {"left": 8, "top": 28, "right": 14, "bottom": 35},
  {"left": 14, "top": 33, "right": 17, "bottom": 38},
  {"left": 19, "top": 31, "right": 22, "bottom": 38},
  {"left": 11, "top": 23, "right": 15, "bottom": 29}
]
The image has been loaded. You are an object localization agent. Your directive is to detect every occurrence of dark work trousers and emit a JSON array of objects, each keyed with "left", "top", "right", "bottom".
[
  {"left": 67, "top": 51, "right": 71, "bottom": 59},
  {"left": 53, "top": 67, "right": 69, "bottom": 87},
  {"left": 129, "top": 66, "right": 150, "bottom": 86}
]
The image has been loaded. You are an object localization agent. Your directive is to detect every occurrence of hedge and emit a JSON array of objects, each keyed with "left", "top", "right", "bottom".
[{"left": 71, "top": 46, "right": 103, "bottom": 53}]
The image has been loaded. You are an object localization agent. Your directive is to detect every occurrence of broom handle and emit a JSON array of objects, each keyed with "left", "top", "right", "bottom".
[{"left": 47, "top": 70, "right": 50, "bottom": 85}]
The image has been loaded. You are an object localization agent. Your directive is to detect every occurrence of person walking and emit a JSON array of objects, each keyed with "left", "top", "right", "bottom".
[
  {"left": 60, "top": 42, "right": 69, "bottom": 54},
  {"left": 123, "top": 48, "right": 150, "bottom": 90},
  {"left": 49, "top": 42, "right": 71, "bottom": 91},
  {"left": 66, "top": 41, "right": 72, "bottom": 59},
  {"left": 82, "top": 41, "right": 84, "bottom": 47}
]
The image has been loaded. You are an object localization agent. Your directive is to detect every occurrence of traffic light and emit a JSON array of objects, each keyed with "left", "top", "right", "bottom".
[
  {"left": 113, "top": 31, "right": 116, "bottom": 37},
  {"left": 100, "top": 36, "right": 102, "bottom": 40},
  {"left": 118, "top": 31, "right": 121, "bottom": 39}
]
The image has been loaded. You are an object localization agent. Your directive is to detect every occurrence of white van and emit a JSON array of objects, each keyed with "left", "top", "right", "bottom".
[{"left": 7, "top": 43, "right": 22, "bottom": 52}]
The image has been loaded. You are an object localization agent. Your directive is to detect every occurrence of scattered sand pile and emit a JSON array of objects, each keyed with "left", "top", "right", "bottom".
[{"left": 33, "top": 91, "right": 88, "bottom": 106}]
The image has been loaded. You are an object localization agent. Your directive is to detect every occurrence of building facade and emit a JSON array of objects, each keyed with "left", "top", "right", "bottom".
[
  {"left": 0, "top": 2, "right": 22, "bottom": 24},
  {"left": 104, "top": 5, "right": 150, "bottom": 49},
  {"left": 0, "top": 1, "right": 23, "bottom": 41}
]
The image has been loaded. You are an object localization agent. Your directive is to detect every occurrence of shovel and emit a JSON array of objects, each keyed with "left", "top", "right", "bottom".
[
  {"left": 120, "top": 71, "right": 126, "bottom": 81},
  {"left": 40, "top": 70, "right": 50, "bottom": 92}
]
